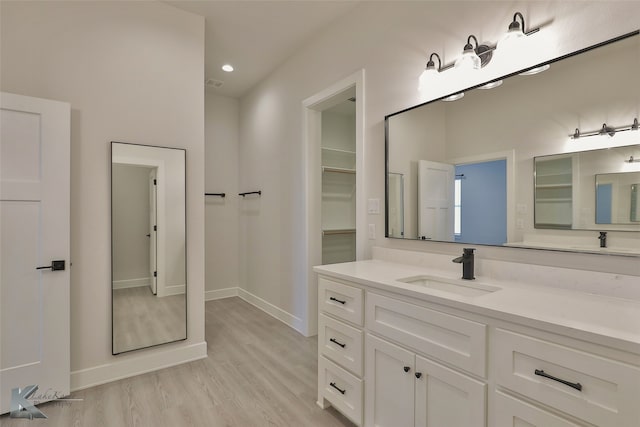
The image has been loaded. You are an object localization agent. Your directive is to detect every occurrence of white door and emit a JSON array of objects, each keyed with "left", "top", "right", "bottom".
[
  {"left": 149, "top": 168, "right": 157, "bottom": 295},
  {"left": 365, "top": 333, "right": 415, "bottom": 427},
  {"left": 415, "top": 355, "right": 486, "bottom": 427},
  {"left": 418, "top": 160, "right": 455, "bottom": 241},
  {"left": 1, "top": 92, "right": 70, "bottom": 415}
]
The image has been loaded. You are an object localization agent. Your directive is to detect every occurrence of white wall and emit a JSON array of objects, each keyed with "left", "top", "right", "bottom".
[
  {"left": 205, "top": 92, "right": 240, "bottom": 297},
  {"left": 238, "top": 1, "right": 640, "bottom": 331},
  {"left": 0, "top": 1, "right": 206, "bottom": 388}
]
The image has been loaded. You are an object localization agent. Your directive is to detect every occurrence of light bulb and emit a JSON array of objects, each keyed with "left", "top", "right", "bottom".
[
  {"left": 498, "top": 24, "right": 525, "bottom": 54},
  {"left": 455, "top": 48, "right": 481, "bottom": 70},
  {"left": 418, "top": 64, "right": 438, "bottom": 92}
]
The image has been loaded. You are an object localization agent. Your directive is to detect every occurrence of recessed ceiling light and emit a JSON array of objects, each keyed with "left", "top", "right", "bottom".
[{"left": 222, "top": 64, "right": 234, "bottom": 72}]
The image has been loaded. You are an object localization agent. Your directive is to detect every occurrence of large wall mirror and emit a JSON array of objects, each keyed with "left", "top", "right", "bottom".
[
  {"left": 111, "top": 142, "right": 186, "bottom": 354},
  {"left": 386, "top": 31, "right": 640, "bottom": 255}
]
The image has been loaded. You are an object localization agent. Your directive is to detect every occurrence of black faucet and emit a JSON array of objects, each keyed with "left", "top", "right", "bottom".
[
  {"left": 599, "top": 231, "right": 607, "bottom": 248},
  {"left": 452, "top": 248, "right": 475, "bottom": 280}
]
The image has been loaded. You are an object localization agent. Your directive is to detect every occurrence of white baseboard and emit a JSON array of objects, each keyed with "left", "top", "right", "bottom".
[
  {"left": 112, "top": 277, "right": 149, "bottom": 290},
  {"left": 164, "top": 283, "right": 186, "bottom": 297},
  {"left": 70, "top": 341, "right": 207, "bottom": 392},
  {"left": 237, "top": 288, "right": 305, "bottom": 334},
  {"left": 205, "top": 287, "right": 239, "bottom": 301}
]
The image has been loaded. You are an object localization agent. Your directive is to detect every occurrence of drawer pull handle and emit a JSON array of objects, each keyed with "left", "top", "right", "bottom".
[
  {"left": 403, "top": 366, "right": 411, "bottom": 373},
  {"left": 415, "top": 372, "right": 422, "bottom": 379},
  {"left": 330, "top": 382, "right": 346, "bottom": 395},
  {"left": 329, "top": 338, "right": 346, "bottom": 348},
  {"left": 330, "top": 296, "right": 346, "bottom": 305},
  {"left": 534, "top": 369, "right": 582, "bottom": 391}
]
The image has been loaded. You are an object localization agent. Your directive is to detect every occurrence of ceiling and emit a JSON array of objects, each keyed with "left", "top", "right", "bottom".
[{"left": 165, "top": 1, "right": 360, "bottom": 98}]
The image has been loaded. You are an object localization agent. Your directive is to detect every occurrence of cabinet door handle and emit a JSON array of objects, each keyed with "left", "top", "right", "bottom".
[
  {"left": 415, "top": 372, "right": 422, "bottom": 379},
  {"left": 403, "top": 366, "right": 411, "bottom": 373},
  {"left": 329, "top": 382, "right": 346, "bottom": 395},
  {"left": 534, "top": 369, "right": 582, "bottom": 391},
  {"left": 329, "top": 338, "right": 346, "bottom": 348},
  {"left": 330, "top": 296, "right": 346, "bottom": 305}
]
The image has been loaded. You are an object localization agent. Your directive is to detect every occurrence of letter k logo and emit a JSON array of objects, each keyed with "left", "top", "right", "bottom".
[{"left": 10, "top": 385, "right": 47, "bottom": 419}]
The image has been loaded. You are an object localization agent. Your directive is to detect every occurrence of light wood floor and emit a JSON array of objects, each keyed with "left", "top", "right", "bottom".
[
  {"left": 113, "top": 286, "right": 186, "bottom": 354},
  {"left": 1, "top": 297, "right": 354, "bottom": 427}
]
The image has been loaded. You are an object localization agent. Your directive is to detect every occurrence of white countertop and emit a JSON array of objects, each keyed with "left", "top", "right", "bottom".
[{"left": 314, "top": 259, "right": 640, "bottom": 355}]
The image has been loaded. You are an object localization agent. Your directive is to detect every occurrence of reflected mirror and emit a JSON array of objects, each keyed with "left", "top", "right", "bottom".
[
  {"left": 596, "top": 171, "right": 640, "bottom": 225},
  {"left": 535, "top": 146, "right": 640, "bottom": 231},
  {"left": 111, "top": 142, "right": 186, "bottom": 354},
  {"left": 386, "top": 31, "right": 640, "bottom": 253}
]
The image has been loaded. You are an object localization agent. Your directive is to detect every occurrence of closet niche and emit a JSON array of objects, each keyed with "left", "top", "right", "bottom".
[{"left": 321, "top": 99, "right": 356, "bottom": 264}]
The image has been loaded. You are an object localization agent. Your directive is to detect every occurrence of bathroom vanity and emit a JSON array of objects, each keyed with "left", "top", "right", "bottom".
[{"left": 314, "top": 250, "right": 640, "bottom": 427}]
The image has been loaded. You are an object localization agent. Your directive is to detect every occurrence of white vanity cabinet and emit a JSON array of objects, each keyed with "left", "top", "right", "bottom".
[
  {"left": 492, "top": 328, "right": 640, "bottom": 427},
  {"left": 317, "top": 277, "right": 364, "bottom": 426},
  {"left": 366, "top": 333, "right": 486, "bottom": 427},
  {"left": 315, "top": 269, "right": 640, "bottom": 427}
]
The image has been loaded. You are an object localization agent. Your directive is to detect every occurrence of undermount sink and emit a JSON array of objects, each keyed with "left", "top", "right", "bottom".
[{"left": 397, "top": 275, "right": 502, "bottom": 297}]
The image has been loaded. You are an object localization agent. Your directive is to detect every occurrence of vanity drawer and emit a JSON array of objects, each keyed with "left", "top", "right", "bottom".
[
  {"left": 319, "top": 356, "right": 363, "bottom": 426},
  {"left": 319, "top": 314, "right": 363, "bottom": 376},
  {"left": 494, "top": 328, "right": 640, "bottom": 427},
  {"left": 365, "top": 292, "right": 487, "bottom": 377},
  {"left": 319, "top": 277, "right": 363, "bottom": 326},
  {"left": 493, "top": 391, "right": 583, "bottom": 427}
]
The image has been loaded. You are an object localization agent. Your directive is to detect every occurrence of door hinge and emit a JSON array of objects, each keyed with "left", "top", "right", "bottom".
[
  {"left": 153, "top": 179, "right": 157, "bottom": 185},
  {"left": 154, "top": 225, "right": 157, "bottom": 231},
  {"left": 153, "top": 271, "right": 157, "bottom": 277}
]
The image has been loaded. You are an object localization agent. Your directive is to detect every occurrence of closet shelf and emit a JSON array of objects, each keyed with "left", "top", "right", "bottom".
[
  {"left": 322, "top": 228, "right": 356, "bottom": 236},
  {"left": 322, "top": 166, "right": 356, "bottom": 174},
  {"left": 322, "top": 147, "right": 356, "bottom": 155}
]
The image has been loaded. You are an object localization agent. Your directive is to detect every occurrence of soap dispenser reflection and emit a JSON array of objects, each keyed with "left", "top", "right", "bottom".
[{"left": 452, "top": 248, "right": 475, "bottom": 280}]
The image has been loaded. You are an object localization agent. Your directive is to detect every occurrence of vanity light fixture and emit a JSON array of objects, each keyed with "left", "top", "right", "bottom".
[
  {"left": 498, "top": 12, "right": 540, "bottom": 52},
  {"left": 419, "top": 53, "right": 443, "bottom": 91},
  {"left": 570, "top": 118, "right": 639, "bottom": 140},
  {"left": 455, "top": 35, "right": 493, "bottom": 70}
]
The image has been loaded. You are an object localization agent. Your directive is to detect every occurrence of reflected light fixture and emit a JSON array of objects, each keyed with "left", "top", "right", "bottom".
[
  {"left": 419, "top": 53, "right": 442, "bottom": 91},
  {"left": 519, "top": 64, "right": 550, "bottom": 76},
  {"left": 222, "top": 64, "right": 234, "bottom": 72},
  {"left": 571, "top": 118, "right": 639, "bottom": 140},
  {"left": 479, "top": 80, "right": 503, "bottom": 90},
  {"left": 443, "top": 92, "right": 465, "bottom": 102}
]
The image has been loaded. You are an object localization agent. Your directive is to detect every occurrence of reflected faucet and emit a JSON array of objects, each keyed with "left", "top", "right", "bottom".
[
  {"left": 599, "top": 231, "right": 607, "bottom": 248},
  {"left": 452, "top": 248, "right": 475, "bottom": 280}
]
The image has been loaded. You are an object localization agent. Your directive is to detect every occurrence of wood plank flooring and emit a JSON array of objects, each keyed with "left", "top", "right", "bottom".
[
  {"left": 0, "top": 297, "right": 354, "bottom": 427},
  {"left": 112, "top": 286, "right": 186, "bottom": 354}
]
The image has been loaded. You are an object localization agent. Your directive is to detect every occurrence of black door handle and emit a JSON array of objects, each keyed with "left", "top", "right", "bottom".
[
  {"left": 146, "top": 234, "right": 151, "bottom": 237},
  {"left": 330, "top": 296, "right": 346, "bottom": 305},
  {"left": 403, "top": 366, "right": 411, "bottom": 373},
  {"left": 36, "top": 260, "right": 65, "bottom": 271},
  {"left": 415, "top": 372, "right": 422, "bottom": 379},
  {"left": 329, "top": 338, "right": 346, "bottom": 348}
]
